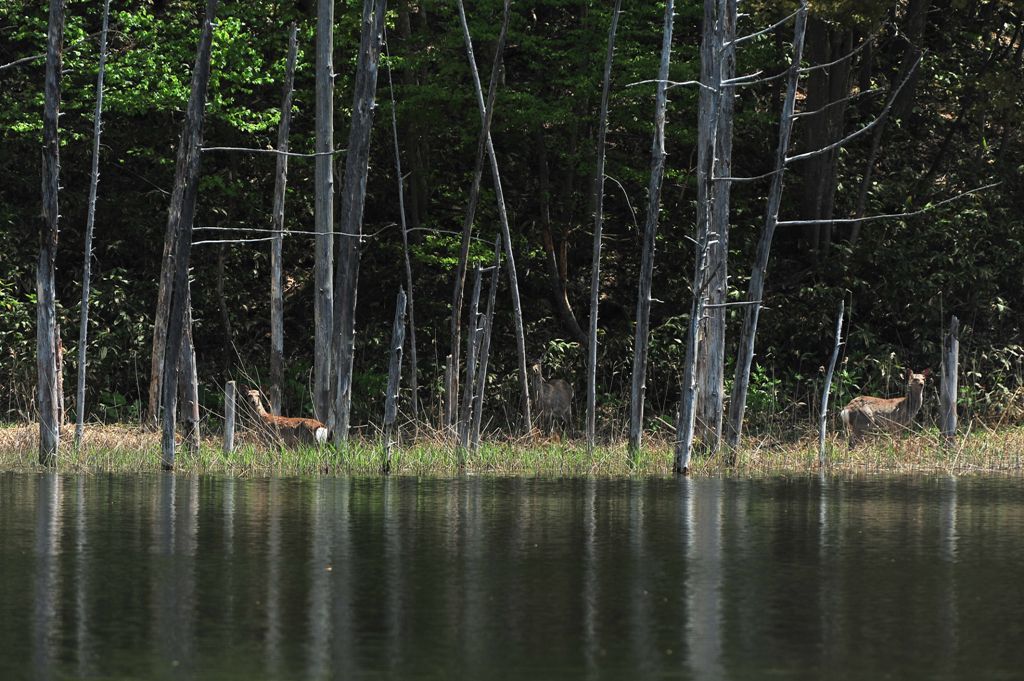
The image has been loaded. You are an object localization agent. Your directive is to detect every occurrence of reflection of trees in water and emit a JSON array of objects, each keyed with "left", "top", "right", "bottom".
[
  {"left": 33, "top": 473, "right": 61, "bottom": 681},
  {"left": 151, "top": 474, "right": 198, "bottom": 679}
]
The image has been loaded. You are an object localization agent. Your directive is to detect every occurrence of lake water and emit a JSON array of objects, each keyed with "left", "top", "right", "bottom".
[{"left": 1, "top": 472, "right": 1022, "bottom": 680}]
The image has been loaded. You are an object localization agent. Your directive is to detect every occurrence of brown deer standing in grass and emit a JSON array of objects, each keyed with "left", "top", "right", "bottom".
[
  {"left": 528, "top": 358, "right": 574, "bottom": 436},
  {"left": 840, "top": 369, "right": 930, "bottom": 446},
  {"left": 246, "top": 389, "right": 328, "bottom": 447}
]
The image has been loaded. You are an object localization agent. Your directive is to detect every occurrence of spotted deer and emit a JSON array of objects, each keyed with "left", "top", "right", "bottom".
[
  {"left": 840, "top": 369, "right": 930, "bottom": 446},
  {"left": 246, "top": 389, "right": 329, "bottom": 447},
  {"left": 528, "top": 358, "right": 574, "bottom": 435}
]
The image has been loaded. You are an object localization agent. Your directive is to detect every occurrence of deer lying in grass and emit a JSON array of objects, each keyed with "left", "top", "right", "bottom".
[
  {"left": 246, "top": 389, "right": 328, "bottom": 447},
  {"left": 840, "top": 369, "right": 930, "bottom": 446},
  {"left": 528, "top": 358, "right": 574, "bottom": 436}
]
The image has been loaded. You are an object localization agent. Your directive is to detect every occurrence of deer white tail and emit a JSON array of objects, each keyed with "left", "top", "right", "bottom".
[{"left": 314, "top": 427, "right": 328, "bottom": 445}]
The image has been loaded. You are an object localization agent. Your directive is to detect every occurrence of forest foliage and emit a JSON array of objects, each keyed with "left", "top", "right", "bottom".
[{"left": 1, "top": 0, "right": 1021, "bottom": 435}]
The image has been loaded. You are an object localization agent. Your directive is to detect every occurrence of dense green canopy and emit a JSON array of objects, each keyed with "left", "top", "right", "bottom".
[{"left": 1, "top": 0, "right": 1021, "bottom": 433}]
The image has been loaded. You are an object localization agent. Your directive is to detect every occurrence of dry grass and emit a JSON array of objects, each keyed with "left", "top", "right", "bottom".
[{"left": 1, "top": 421, "right": 1022, "bottom": 478}]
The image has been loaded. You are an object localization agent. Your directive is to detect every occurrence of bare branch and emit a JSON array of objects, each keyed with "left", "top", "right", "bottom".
[
  {"left": 202, "top": 145, "right": 346, "bottom": 158},
  {"left": 798, "top": 29, "right": 879, "bottom": 74},
  {"left": 729, "top": 9, "right": 799, "bottom": 47},
  {"left": 626, "top": 78, "right": 716, "bottom": 92},
  {"left": 785, "top": 54, "right": 921, "bottom": 164},
  {"left": 790, "top": 87, "right": 883, "bottom": 119},
  {"left": 776, "top": 182, "right": 1000, "bottom": 226},
  {"left": 714, "top": 167, "right": 784, "bottom": 183}
]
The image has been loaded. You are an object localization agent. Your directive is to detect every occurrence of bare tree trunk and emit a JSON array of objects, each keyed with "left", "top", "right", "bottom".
[
  {"left": 726, "top": 0, "right": 808, "bottom": 451},
  {"left": 384, "top": 35, "right": 419, "bottom": 420},
  {"left": 940, "top": 315, "right": 959, "bottom": 445},
  {"left": 456, "top": 0, "right": 532, "bottom": 432},
  {"left": 178, "top": 291, "right": 200, "bottom": 457},
  {"left": 447, "top": 0, "right": 510, "bottom": 431},
  {"left": 159, "top": 0, "right": 218, "bottom": 470},
  {"left": 818, "top": 300, "right": 844, "bottom": 466},
  {"left": 458, "top": 265, "right": 483, "bottom": 461},
  {"left": 627, "top": 0, "right": 674, "bottom": 459},
  {"left": 674, "top": 231, "right": 712, "bottom": 475},
  {"left": 695, "top": 0, "right": 736, "bottom": 454},
  {"left": 471, "top": 238, "right": 502, "bottom": 452},
  {"left": 382, "top": 288, "right": 406, "bottom": 474},
  {"left": 585, "top": 0, "right": 621, "bottom": 456},
  {"left": 74, "top": 0, "right": 110, "bottom": 451},
  {"left": 332, "top": 0, "right": 388, "bottom": 443},
  {"left": 223, "top": 380, "right": 236, "bottom": 454},
  {"left": 313, "top": 0, "right": 335, "bottom": 424},
  {"left": 38, "top": 0, "right": 65, "bottom": 466},
  {"left": 270, "top": 24, "right": 298, "bottom": 417}
]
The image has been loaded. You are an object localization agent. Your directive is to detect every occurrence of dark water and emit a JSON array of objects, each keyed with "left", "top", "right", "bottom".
[{"left": 1, "top": 473, "right": 1023, "bottom": 680}]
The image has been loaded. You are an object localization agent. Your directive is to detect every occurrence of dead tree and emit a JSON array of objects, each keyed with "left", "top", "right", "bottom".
[
  {"left": 627, "top": 0, "right": 674, "bottom": 458},
  {"left": 585, "top": 0, "right": 622, "bottom": 455},
  {"left": 384, "top": 33, "right": 419, "bottom": 419},
  {"left": 73, "top": 0, "right": 111, "bottom": 451},
  {"left": 818, "top": 300, "right": 844, "bottom": 466},
  {"left": 694, "top": 0, "right": 736, "bottom": 453},
  {"left": 456, "top": 0, "right": 532, "bottom": 432},
  {"left": 159, "top": 0, "right": 218, "bottom": 470},
  {"left": 447, "top": 0, "right": 510, "bottom": 431},
  {"left": 940, "top": 315, "right": 959, "bottom": 445},
  {"left": 38, "top": 0, "right": 65, "bottom": 466},
  {"left": 382, "top": 288, "right": 406, "bottom": 474},
  {"left": 270, "top": 24, "right": 298, "bottom": 417},
  {"left": 458, "top": 265, "right": 483, "bottom": 462},
  {"left": 471, "top": 238, "right": 502, "bottom": 452},
  {"left": 313, "top": 0, "right": 335, "bottom": 424},
  {"left": 332, "top": 0, "right": 388, "bottom": 443},
  {"left": 726, "top": 0, "right": 808, "bottom": 452}
]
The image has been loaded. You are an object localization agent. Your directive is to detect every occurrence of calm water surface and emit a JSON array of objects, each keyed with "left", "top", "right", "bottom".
[{"left": 1, "top": 472, "right": 1023, "bottom": 680}]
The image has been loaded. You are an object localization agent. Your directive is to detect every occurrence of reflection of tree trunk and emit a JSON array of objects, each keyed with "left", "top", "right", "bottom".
[
  {"left": 800, "top": 18, "right": 854, "bottom": 262},
  {"left": 538, "top": 132, "right": 587, "bottom": 344}
]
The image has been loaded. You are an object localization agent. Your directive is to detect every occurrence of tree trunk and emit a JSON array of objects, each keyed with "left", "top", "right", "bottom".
[
  {"left": 456, "top": 0, "right": 532, "bottom": 432},
  {"left": 74, "top": 0, "right": 110, "bottom": 450},
  {"left": 447, "top": 0, "right": 510, "bottom": 430},
  {"left": 382, "top": 288, "right": 406, "bottom": 474},
  {"left": 537, "top": 131, "right": 587, "bottom": 344},
  {"left": 800, "top": 18, "right": 854, "bottom": 261},
  {"left": 270, "top": 24, "right": 298, "bottom": 417},
  {"left": 384, "top": 39, "right": 419, "bottom": 420},
  {"left": 694, "top": 0, "right": 736, "bottom": 454},
  {"left": 332, "top": 0, "right": 388, "bottom": 443},
  {"left": 940, "top": 315, "right": 959, "bottom": 445},
  {"left": 585, "top": 0, "right": 622, "bottom": 455},
  {"left": 458, "top": 265, "right": 483, "bottom": 460},
  {"left": 471, "top": 238, "right": 502, "bottom": 452},
  {"left": 216, "top": 243, "right": 234, "bottom": 372},
  {"left": 313, "top": 0, "right": 335, "bottom": 424},
  {"left": 818, "top": 300, "right": 844, "bottom": 466},
  {"left": 159, "top": 0, "right": 218, "bottom": 470},
  {"left": 178, "top": 291, "right": 200, "bottom": 457},
  {"left": 726, "top": 0, "right": 808, "bottom": 451},
  {"left": 627, "top": 0, "right": 674, "bottom": 458},
  {"left": 38, "top": 0, "right": 65, "bottom": 466}
]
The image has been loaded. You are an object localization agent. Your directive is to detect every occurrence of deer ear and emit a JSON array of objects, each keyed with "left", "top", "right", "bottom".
[{"left": 922, "top": 368, "right": 932, "bottom": 378}]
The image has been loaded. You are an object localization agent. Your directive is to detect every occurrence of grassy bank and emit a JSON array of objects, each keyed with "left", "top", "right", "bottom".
[{"left": 2, "top": 423, "right": 1023, "bottom": 477}]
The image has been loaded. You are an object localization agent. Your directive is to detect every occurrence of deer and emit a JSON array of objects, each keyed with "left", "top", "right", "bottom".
[
  {"left": 527, "top": 358, "right": 574, "bottom": 436},
  {"left": 839, "top": 368, "right": 930, "bottom": 447},
  {"left": 245, "top": 389, "right": 329, "bottom": 447}
]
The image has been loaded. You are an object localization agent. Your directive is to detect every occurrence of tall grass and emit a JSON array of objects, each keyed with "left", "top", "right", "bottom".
[{"left": 1, "top": 422, "right": 1022, "bottom": 477}]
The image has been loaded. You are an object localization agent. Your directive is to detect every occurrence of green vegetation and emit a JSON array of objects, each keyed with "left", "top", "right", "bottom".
[
  {"left": 2, "top": 423, "right": 1021, "bottom": 477},
  {"left": 1, "top": 1, "right": 1021, "bottom": 444}
]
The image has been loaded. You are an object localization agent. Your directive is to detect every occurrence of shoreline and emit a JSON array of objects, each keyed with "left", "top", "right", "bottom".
[{"left": 2, "top": 423, "right": 1022, "bottom": 478}]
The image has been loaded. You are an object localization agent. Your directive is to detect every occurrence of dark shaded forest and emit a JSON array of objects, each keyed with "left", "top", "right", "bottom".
[{"left": 2, "top": 0, "right": 1022, "bottom": 438}]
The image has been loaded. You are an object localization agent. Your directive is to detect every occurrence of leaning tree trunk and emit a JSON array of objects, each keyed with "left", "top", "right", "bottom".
[
  {"left": 694, "top": 0, "right": 736, "bottom": 454},
  {"left": 726, "top": 0, "right": 808, "bottom": 451},
  {"left": 38, "top": 0, "right": 65, "bottom": 466},
  {"left": 270, "top": 24, "right": 298, "bottom": 417},
  {"left": 332, "top": 0, "right": 388, "bottom": 443},
  {"left": 447, "top": 0, "right": 510, "bottom": 431},
  {"left": 381, "top": 288, "right": 406, "bottom": 475},
  {"left": 74, "top": 0, "right": 111, "bottom": 451},
  {"left": 456, "top": 0, "right": 532, "bottom": 432},
  {"left": 585, "top": 0, "right": 622, "bottom": 455},
  {"left": 159, "top": 0, "right": 218, "bottom": 470},
  {"left": 627, "top": 0, "right": 674, "bottom": 458},
  {"left": 471, "top": 238, "right": 502, "bottom": 452},
  {"left": 384, "top": 37, "right": 419, "bottom": 420},
  {"left": 313, "top": 0, "right": 335, "bottom": 424}
]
